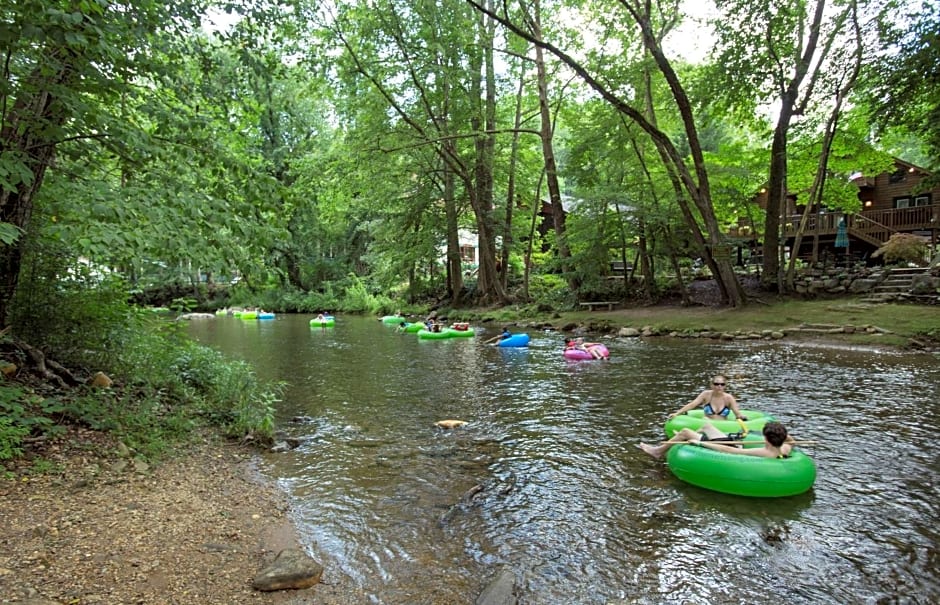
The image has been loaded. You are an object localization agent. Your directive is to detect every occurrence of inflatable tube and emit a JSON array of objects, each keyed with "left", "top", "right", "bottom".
[
  {"left": 417, "top": 328, "right": 451, "bottom": 340},
  {"left": 381, "top": 315, "right": 406, "bottom": 324},
  {"left": 664, "top": 409, "right": 774, "bottom": 439},
  {"left": 239, "top": 311, "right": 258, "bottom": 320},
  {"left": 666, "top": 435, "right": 816, "bottom": 497},
  {"left": 399, "top": 322, "right": 424, "bottom": 333},
  {"left": 258, "top": 312, "right": 275, "bottom": 320},
  {"left": 310, "top": 317, "right": 335, "bottom": 328},
  {"left": 447, "top": 326, "right": 475, "bottom": 338},
  {"left": 563, "top": 343, "right": 609, "bottom": 360},
  {"left": 498, "top": 333, "right": 530, "bottom": 347}
]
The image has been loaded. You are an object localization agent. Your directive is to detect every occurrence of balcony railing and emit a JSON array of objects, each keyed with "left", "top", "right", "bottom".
[{"left": 782, "top": 204, "right": 939, "bottom": 244}]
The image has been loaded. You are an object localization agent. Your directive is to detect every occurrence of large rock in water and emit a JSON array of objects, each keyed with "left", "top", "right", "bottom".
[
  {"left": 252, "top": 548, "right": 323, "bottom": 591},
  {"left": 475, "top": 566, "right": 517, "bottom": 605}
]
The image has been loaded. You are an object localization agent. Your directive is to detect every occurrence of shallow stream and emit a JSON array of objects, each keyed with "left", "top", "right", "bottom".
[{"left": 187, "top": 314, "right": 940, "bottom": 604}]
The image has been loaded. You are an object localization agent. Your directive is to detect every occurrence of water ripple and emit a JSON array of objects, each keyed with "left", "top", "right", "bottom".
[{"left": 188, "top": 316, "right": 940, "bottom": 604}]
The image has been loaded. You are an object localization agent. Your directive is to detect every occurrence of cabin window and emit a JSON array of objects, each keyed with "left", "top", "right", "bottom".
[
  {"left": 914, "top": 194, "right": 931, "bottom": 207},
  {"left": 894, "top": 197, "right": 911, "bottom": 209},
  {"left": 459, "top": 245, "right": 475, "bottom": 263},
  {"left": 889, "top": 170, "right": 906, "bottom": 183}
]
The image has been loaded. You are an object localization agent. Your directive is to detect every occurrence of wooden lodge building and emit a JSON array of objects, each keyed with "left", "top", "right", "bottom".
[{"left": 744, "top": 158, "right": 939, "bottom": 265}]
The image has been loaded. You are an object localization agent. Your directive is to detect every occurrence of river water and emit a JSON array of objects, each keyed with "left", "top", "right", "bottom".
[{"left": 187, "top": 314, "right": 940, "bottom": 605}]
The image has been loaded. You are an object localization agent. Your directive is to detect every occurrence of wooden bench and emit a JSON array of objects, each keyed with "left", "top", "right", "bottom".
[
  {"left": 578, "top": 301, "right": 618, "bottom": 311},
  {"left": 609, "top": 261, "right": 633, "bottom": 275}
]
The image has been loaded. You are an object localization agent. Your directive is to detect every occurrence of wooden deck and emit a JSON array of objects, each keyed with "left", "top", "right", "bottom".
[{"left": 782, "top": 204, "right": 939, "bottom": 247}]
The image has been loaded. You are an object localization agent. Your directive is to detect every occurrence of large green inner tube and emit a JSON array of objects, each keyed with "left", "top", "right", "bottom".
[
  {"left": 665, "top": 434, "right": 816, "bottom": 497},
  {"left": 664, "top": 409, "right": 773, "bottom": 438},
  {"left": 417, "top": 328, "right": 450, "bottom": 339},
  {"left": 310, "top": 318, "right": 335, "bottom": 327}
]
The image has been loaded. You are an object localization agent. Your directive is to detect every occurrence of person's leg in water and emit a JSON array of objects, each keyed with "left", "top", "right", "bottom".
[{"left": 638, "top": 428, "right": 701, "bottom": 458}]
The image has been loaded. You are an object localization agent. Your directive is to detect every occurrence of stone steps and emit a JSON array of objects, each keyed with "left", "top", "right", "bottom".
[{"left": 871, "top": 267, "right": 929, "bottom": 294}]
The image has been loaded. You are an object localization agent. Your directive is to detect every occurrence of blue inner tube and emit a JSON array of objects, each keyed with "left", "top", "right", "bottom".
[
  {"left": 498, "top": 333, "right": 530, "bottom": 347},
  {"left": 665, "top": 434, "right": 816, "bottom": 497}
]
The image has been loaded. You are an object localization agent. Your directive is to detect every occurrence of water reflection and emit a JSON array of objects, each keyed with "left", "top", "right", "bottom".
[{"left": 187, "top": 315, "right": 940, "bottom": 604}]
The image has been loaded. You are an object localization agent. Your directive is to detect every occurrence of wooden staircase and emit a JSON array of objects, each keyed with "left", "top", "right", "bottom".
[{"left": 846, "top": 224, "right": 889, "bottom": 248}]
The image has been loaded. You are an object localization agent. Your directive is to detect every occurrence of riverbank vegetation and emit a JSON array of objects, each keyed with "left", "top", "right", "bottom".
[
  {"left": 1, "top": 271, "right": 280, "bottom": 468},
  {"left": 2, "top": 2, "right": 939, "bottom": 469}
]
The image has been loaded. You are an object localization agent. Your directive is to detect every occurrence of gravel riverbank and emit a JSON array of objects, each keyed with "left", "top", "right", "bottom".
[{"left": 0, "top": 429, "right": 365, "bottom": 605}]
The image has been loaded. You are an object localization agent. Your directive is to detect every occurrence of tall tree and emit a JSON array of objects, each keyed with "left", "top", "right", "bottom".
[
  {"left": 0, "top": 1, "right": 204, "bottom": 326},
  {"left": 523, "top": 0, "right": 579, "bottom": 291},
  {"left": 322, "top": 0, "right": 514, "bottom": 304},
  {"left": 708, "top": 0, "right": 881, "bottom": 291},
  {"left": 467, "top": 0, "right": 747, "bottom": 306}
]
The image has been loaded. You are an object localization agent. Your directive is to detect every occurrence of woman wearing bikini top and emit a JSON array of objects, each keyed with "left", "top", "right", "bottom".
[{"left": 667, "top": 375, "right": 748, "bottom": 421}]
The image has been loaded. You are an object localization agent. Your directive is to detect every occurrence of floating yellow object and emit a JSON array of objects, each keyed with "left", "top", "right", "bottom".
[{"left": 435, "top": 420, "right": 467, "bottom": 429}]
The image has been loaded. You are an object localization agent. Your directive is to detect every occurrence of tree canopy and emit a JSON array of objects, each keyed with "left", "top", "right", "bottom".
[{"left": 0, "top": 0, "right": 932, "bottom": 326}]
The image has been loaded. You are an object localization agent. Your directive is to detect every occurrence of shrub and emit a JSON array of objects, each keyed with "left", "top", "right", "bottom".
[
  {"left": 6, "top": 255, "right": 280, "bottom": 460},
  {"left": 872, "top": 233, "right": 928, "bottom": 266}
]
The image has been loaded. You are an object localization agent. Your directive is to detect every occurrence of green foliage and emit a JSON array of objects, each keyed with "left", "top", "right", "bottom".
[
  {"left": 0, "top": 387, "right": 31, "bottom": 460},
  {"left": 528, "top": 273, "right": 574, "bottom": 308},
  {"left": 167, "top": 344, "right": 281, "bottom": 441},
  {"left": 6, "top": 255, "right": 281, "bottom": 460},
  {"left": 338, "top": 273, "right": 386, "bottom": 313},
  {"left": 872, "top": 233, "right": 929, "bottom": 266},
  {"left": 170, "top": 297, "right": 198, "bottom": 314},
  {"left": 0, "top": 385, "right": 68, "bottom": 460},
  {"left": 0, "top": 223, "right": 22, "bottom": 246},
  {"left": 870, "top": 2, "right": 940, "bottom": 172}
]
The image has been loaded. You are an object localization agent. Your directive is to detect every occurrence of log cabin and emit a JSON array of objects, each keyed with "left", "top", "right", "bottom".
[{"left": 747, "top": 158, "right": 939, "bottom": 264}]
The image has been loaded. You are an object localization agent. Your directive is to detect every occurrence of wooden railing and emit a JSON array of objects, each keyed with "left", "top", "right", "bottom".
[{"left": 782, "top": 204, "right": 939, "bottom": 246}]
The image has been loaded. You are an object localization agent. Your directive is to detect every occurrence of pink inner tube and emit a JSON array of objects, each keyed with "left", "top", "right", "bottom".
[{"left": 563, "top": 343, "right": 609, "bottom": 360}]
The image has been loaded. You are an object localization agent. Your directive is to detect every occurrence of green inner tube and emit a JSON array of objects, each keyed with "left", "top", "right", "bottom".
[
  {"left": 401, "top": 322, "right": 424, "bottom": 333},
  {"left": 381, "top": 315, "right": 406, "bottom": 324},
  {"left": 447, "top": 327, "right": 475, "bottom": 337},
  {"left": 665, "top": 434, "right": 816, "bottom": 497},
  {"left": 417, "top": 328, "right": 451, "bottom": 339},
  {"left": 664, "top": 409, "right": 773, "bottom": 438},
  {"left": 310, "top": 318, "right": 335, "bottom": 327}
]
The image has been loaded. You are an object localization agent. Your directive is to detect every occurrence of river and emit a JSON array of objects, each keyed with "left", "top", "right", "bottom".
[{"left": 186, "top": 314, "right": 939, "bottom": 605}]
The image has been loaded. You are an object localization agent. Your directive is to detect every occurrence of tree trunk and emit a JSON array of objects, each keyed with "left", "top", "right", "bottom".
[
  {"left": 467, "top": 3, "right": 507, "bottom": 305},
  {"left": 0, "top": 82, "right": 69, "bottom": 327},
  {"left": 762, "top": 106, "right": 792, "bottom": 292},
  {"left": 786, "top": 5, "right": 863, "bottom": 287},
  {"left": 531, "top": 3, "right": 578, "bottom": 292},
  {"left": 501, "top": 64, "right": 528, "bottom": 292},
  {"left": 443, "top": 156, "right": 464, "bottom": 304}
]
